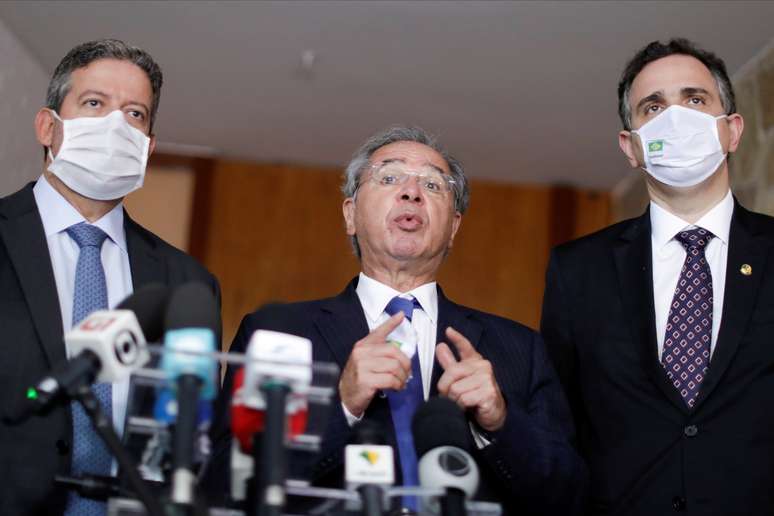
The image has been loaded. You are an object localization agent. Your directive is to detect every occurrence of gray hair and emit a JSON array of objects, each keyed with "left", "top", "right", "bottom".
[
  {"left": 46, "top": 39, "right": 163, "bottom": 131},
  {"left": 342, "top": 125, "right": 469, "bottom": 258}
]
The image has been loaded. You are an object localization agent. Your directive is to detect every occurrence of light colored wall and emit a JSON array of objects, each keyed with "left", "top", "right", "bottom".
[
  {"left": 0, "top": 17, "right": 48, "bottom": 196},
  {"left": 729, "top": 38, "right": 774, "bottom": 212}
]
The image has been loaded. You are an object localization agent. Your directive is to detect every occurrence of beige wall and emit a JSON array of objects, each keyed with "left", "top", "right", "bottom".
[
  {"left": 729, "top": 38, "right": 774, "bottom": 212},
  {"left": 0, "top": 17, "right": 48, "bottom": 196}
]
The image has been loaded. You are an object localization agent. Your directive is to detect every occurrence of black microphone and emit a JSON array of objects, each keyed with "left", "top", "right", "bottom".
[
  {"left": 413, "top": 398, "right": 479, "bottom": 516},
  {"left": 4, "top": 284, "right": 170, "bottom": 424},
  {"left": 161, "top": 282, "right": 219, "bottom": 506}
]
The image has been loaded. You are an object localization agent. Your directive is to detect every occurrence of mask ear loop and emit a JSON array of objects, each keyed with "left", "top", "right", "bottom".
[{"left": 46, "top": 109, "right": 64, "bottom": 161}]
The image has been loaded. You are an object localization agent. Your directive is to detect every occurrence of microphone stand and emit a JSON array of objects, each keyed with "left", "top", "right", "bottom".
[
  {"left": 256, "top": 382, "right": 290, "bottom": 516},
  {"left": 73, "top": 384, "right": 165, "bottom": 516}
]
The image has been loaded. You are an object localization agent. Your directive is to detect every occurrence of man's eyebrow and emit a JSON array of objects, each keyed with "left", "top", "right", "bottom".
[
  {"left": 681, "top": 87, "right": 711, "bottom": 98},
  {"left": 77, "top": 89, "right": 108, "bottom": 101},
  {"left": 635, "top": 91, "right": 665, "bottom": 113},
  {"left": 76, "top": 89, "right": 150, "bottom": 114}
]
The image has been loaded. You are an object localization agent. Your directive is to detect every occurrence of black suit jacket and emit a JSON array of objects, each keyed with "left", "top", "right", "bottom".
[
  {"left": 0, "top": 183, "right": 221, "bottom": 516},
  {"left": 207, "top": 277, "right": 587, "bottom": 515},
  {"left": 541, "top": 201, "right": 774, "bottom": 515}
]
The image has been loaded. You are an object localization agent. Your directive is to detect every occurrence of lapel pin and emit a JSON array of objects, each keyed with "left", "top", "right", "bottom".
[{"left": 740, "top": 264, "right": 752, "bottom": 276}]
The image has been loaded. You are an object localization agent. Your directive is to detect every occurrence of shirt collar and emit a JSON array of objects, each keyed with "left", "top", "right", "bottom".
[
  {"left": 356, "top": 272, "right": 438, "bottom": 324},
  {"left": 650, "top": 189, "right": 733, "bottom": 250},
  {"left": 33, "top": 175, "right": 128, "bottom": 253}
]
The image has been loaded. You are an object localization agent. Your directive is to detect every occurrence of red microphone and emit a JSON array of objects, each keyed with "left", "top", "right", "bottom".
[{"left": 230, "top": 367, "right": 308, "bottom": 454}]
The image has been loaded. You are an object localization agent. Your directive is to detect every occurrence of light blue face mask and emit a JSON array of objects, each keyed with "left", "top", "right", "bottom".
[{"left": 631, "top": 105, "right": 727, "bottom": 188}]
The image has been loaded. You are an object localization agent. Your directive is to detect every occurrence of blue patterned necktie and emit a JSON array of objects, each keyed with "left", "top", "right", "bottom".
[
  {"left": 65, "top": 222, "right": 112, "bottom": 516},
  {"left": 384, "top": 295, "right": 423, "bottom": 512},
  {"left": 661, "top": 228, "right": 714, "bottom": 409}
]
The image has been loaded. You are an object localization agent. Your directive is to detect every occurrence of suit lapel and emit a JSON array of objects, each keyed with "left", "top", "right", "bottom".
[
  {"left": 694, "top": 203, "right": 772, "bottom": 409},
  {"left": 430, "top": 287, "right": 483, "bottom": 396},
  {"left": 124, "top": 212, "right": 166, "bottom": 289},
  {"left": 613, "top": 211, "right": 688, "bottom": 413},
  {"left": 0, "top": 184, "right": 65, "bottom": 367},
  {"left": 313, "top": 278, "right": 370, "bottom": 370}
]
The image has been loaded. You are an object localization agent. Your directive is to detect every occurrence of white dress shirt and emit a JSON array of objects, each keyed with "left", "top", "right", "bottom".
[
  {"left": 651, "top": 190, "right": 733, "bottom": 359},
  {"left": 341, "top": 273, "right": 437, "bottom": 425},
  {"left": 33, "top": 175, "right": 133, "bottom": 441}
]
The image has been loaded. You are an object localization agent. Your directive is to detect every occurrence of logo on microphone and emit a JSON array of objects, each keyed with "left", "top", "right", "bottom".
[
  {"left": 360, "top": 450, "right": 380, "bottom": 465},
  {"left": 79, "top": 315, "right": 118, "bottom": 332}
]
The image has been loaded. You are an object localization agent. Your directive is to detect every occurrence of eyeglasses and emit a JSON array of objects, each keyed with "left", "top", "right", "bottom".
[{"left": 361, "top": 162, "right": 457, "bottom": 195}]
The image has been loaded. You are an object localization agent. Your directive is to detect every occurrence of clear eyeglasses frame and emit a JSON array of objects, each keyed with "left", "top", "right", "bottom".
[{"left": 359, "top": 161, "right": 457, "bottom": 195}]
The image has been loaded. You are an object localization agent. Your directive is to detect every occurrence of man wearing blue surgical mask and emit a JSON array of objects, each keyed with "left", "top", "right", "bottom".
[
  {"left": 542, "top": 38, "right": 774, "bottom": 514},
  {"left": 0, "top": 39, "right": 221, "bottom": 515}
]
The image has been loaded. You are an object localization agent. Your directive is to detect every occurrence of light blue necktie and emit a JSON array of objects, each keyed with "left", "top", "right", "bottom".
[
  {"left": 384, "top": 295, "right": 423, "bottom": 513},
  {"left": 64, "top": 222, "right": 112, "bottom": 516}
]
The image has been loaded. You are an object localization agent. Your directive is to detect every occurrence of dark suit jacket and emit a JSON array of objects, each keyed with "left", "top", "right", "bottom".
[
  {"left": 0, "top": 182, "right": 221, "bottom": 516},
  {"left": 206, "top": 277, "right": 587, "bottom": 515},
  {"left": 541, "top": 201, "right": 774, "bottom": 515}
]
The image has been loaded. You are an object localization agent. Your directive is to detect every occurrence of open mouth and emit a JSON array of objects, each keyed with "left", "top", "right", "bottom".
[{"left": 394, "top": 213, "right": 424, "bottom": 231}]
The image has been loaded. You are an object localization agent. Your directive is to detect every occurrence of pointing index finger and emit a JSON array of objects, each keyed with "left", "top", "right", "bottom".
[
  {"left": 368, "top": 311, "right": 405, "bottom": 342},
  {"left": 444, "top": 326, "right": 480, "bottom": 361}
]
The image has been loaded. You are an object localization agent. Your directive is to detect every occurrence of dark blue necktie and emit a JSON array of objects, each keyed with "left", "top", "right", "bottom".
[
  {"left": 65, "top": 222, "right": 112, "bottom": 516},
  {"left": 661, "top": 228, "right": 714, "bottom": 409},
  {"left": 384, "top": 295, "right": 423, "bottom": 512}
]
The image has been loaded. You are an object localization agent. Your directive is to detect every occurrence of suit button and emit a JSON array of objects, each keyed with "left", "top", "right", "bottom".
[
  {"left": 672, "top": 496, "right": 686, "bottom": 511},
  {"left": 684, "top": 425, "right": 698, "bottom": 437},
  {"left": 55, "top": 439, "right": 70, "bottom": 455}
]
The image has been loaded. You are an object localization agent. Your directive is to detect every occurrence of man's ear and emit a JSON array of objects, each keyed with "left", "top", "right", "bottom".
[
  {"left": 618, "top": 130, "right": 641, "bottom": 169},
  {"left": 447, "top": 212, "right": 462, "bottom": 249},
  {"left": 725, "top": 113, "right": 744, "bottom": 154},
  {"left": 34, "top": 108, "right": 56, "bottom": 148},
  {"left": 342, "top": 197, "right": 356, "bottom": 236}
]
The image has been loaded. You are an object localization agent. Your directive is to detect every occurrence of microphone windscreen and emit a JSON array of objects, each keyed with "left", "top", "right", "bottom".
[
  {"left": 165, "top": 282, "right": 219, "bottom": 333},
  {"left": 412, "top": 397, "right": 470, "bottom": 458},
  {"left": 353, "top": 420, "right": 387, "bottom": 445},
  {"left": 117, "top": 284, "right": 171, "bottom": 342}
]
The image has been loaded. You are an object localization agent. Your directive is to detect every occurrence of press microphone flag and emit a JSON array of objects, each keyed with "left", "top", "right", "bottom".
[
  {"left": 5, "top": 284, "right": 170, "bottom": 423},
  {"left": 161, "top": 282, "right": 219, "bottom": 506}
]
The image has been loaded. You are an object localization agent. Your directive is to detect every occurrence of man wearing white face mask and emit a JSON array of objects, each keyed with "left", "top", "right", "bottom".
[
  {"left": 0, "top": 39, "right": 221, "bottom": 515},
  {"left": 542, "top": 38, "right": 774, "bottom": 515}
]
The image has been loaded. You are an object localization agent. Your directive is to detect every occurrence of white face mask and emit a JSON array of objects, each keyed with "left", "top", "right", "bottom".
[
  {"left": 47, "top": 109, "right": 151, "bottom": 200},
  {"left": 631, "top": 105, "right": 727, "bottom": 188}
]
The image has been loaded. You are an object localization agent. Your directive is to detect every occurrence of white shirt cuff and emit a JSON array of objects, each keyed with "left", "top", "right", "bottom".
[
  {"left": 342, "top": 401, "right": 364, "bottom": 427},
  {"left": 469, "top": 421, "right": 492, "bottom": 449}
]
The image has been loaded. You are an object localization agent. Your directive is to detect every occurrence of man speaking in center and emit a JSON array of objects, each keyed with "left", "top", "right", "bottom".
[{"left": 209, "top": 126, "right": 587, "bottom": 515}]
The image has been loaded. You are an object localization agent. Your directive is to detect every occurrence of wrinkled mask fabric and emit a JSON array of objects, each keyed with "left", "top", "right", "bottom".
[
  {"left": 631, "top": 105, "right": 727, "bottom": 188},
  {"left": 47, "top": 109, "right": 150, "bottom": 200}
]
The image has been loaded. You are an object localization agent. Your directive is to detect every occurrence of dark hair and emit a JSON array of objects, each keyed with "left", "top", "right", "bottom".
[
  {"left": 46, "top": 38, "right": 163, "bottom": 131},
  {"left": 617, "top": 38, "right": 735, "bottom": 130}
]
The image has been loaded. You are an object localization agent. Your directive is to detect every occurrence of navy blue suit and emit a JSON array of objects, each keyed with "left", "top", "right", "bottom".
[{"left": 207, "top": 278, "right": 587, "bottom": 515}]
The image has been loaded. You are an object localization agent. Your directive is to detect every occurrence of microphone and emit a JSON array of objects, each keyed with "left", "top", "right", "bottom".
[
  {"left": 240, "top": 329, "right": 312, "bottom": 516},
  {"left": 5, "top": 284, "right": 170, "bottom": 424},
  {"left": 345, "top": 421, "right": 394, "bottom": 516},
  {"left": 160, "top": 282, "right": 219, "bottom": 506},
  {"left": 413, "top": 398, "right": 479, "bottom": 516},
  {"left": 229, "top": 366, "right": 261, "bottom": 503}
]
